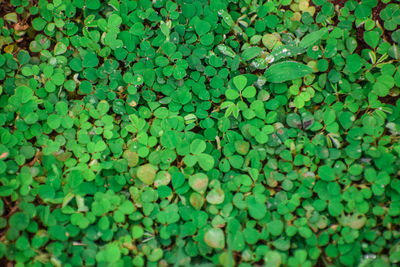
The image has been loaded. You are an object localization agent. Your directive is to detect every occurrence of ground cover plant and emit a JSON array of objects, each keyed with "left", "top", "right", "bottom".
[{"left": 0, "top": 0, "right": 400, "bottom": 266}]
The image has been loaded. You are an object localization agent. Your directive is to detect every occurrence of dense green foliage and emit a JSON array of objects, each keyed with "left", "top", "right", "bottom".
[{"left": 1, "top": 0, "right": 400, "bottom": 266}]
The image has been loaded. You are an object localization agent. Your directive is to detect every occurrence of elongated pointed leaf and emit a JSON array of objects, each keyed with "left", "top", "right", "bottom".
[
  {"left": 264, "top": 61, "right": 313, "bottom": 83},
  {"left": 272, "top": 45, "right": 305, "bottom": 62},
  {"left": 299, "top": 28, "right": 329, "bottom": 48},
  {"left": 241, "top": 47, "right": 262, "bottom": 61}
]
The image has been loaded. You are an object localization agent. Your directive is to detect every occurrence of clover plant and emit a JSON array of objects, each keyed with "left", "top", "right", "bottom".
[{"left": 0, "top": 0, "right": 400, "bottom": 266}]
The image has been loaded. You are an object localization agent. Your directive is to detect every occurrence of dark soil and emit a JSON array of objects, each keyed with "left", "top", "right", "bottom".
[
  {"left": 355, "top": 1, "right": 391, "bottom": 55},
  {"left": 0, "top": 1, "right": 14, "bottom": 17},
  {"left": 309, "top": 0, "right": 321, "bottom": 13},
  {"left": 0, "top": 197, "right": 18, "bottom": 267},
  {"left": 372, "top": 1, "right": 392, "bottom": 43},
  {"left": 0, "top": 6, "right": 38, "bottom": 267},
  {"left": 372, "top": 0, "right": 386, "bottom": 25},
  {"left": 309, "top": 0, "right": 347, "bottom": 13},
  {"left": 342, "top": 1, "right": 389, "bottom": 53},
  {"left": 379, "top": 95, "right": 400, "bottom": 106},
  {"left": 0, "top": 1, "right": 37, "bottom": 53},
  {"left": 307, "top": 1, "right": 391, "bottom": 56},
  {"left": 332, "top": 0, "right": 347, "bottom": 8}
]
